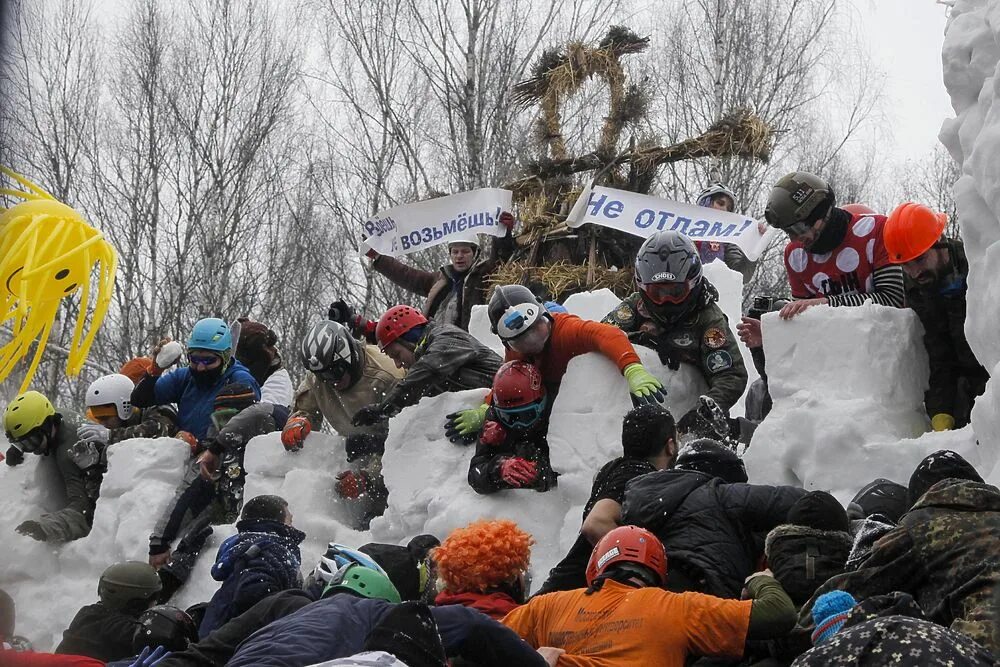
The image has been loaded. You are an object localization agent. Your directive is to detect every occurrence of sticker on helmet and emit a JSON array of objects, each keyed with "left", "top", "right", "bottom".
[
  {"left": 614, "top": 303, "right": 635, "bottom": 325},
  {"left": 791, "top": 185, "right": 813, "bottom": 204},
  {"left": 703, "top": 327, "right": 727, "bottom": 349},
  {"left": 596, "top": 546, "right": 621, "bottom": 570},
  {"left": 650, "top": 271, "right": 676, "bottom": 282},
  {"left": 705, "top": 350, "right": 733, "bottom": 373}
]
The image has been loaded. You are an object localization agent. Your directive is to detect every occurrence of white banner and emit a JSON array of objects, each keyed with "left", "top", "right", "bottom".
[
  {"left": 567, "top": 183, "right": 776, "bottom": 260},
  {"left": 361, "top": 188, "right": 513, "bottom": 257}
]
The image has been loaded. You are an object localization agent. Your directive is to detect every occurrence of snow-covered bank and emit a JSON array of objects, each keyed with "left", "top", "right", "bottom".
[{"left": 940, "top": 0, "right": 1000, "bottom": 485}]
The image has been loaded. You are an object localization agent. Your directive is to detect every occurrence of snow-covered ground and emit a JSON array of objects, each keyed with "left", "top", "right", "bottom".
[{"left": 5, "top": 5, "right": 1000, "bottom": 645}]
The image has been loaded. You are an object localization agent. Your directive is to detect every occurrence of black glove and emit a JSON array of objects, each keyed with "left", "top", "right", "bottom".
[
  {"left": 5, "top": 445, "right": 24, "bottom": 467},
  {"left": 328, "top": 300, "right": 356, "bottom": 325},
  {"left": 345, "top": 433, "right": 386, "bottom": 462},
  {"left": 678, "top": 396, "right": 730, "bottom": 441},
  {"left": 626, "top": 331, "right": 679, "bottom": 370},
  {"left": 352, "top": 404, "right": 386, "bottom": 427},
  {"left": 16, "top": 520, "right": 46, "bottom": 541}
]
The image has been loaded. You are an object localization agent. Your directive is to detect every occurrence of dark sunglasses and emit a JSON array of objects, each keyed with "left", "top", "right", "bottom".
[{"left": 188, "top": 352, "right": 222, "bottom": 368}]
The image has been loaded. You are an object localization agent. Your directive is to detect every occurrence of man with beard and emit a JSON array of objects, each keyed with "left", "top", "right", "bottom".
[
  {"left": 883, "top": 203, "right": 988, "bottom": 430},
  {"left": 763, "top": 171, "right": 905, "bottom": 319},
  {"left": 131, "top": 318, "right": 260, "bottom": 440}
]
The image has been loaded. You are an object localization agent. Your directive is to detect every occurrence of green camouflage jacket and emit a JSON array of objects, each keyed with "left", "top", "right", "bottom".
[{"left": 602, "top": 282, "right": 748, "bottom": 412}]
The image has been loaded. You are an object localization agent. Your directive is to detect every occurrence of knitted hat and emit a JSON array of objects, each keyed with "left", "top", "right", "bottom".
[
  {"left": 363, "top": 602, "right": 447, "bottom": 667},
  {"left": 214, "top": 382, "right": 257, "bottom": 412},
  {"left": 811, "top": 590, "right": 857, "bottom": 644},
  {"left": 432, "top": 520, "right": 533, "bottom": 594},
  {"left": 907, "top": 450, "right": 983, "bottom": 507},
  {"left": 851, "top": 478, "right": 908, "bottom": 523},
  {"left": 787, "top": 491, "right": 849, "bottom": 532},
  {"left": 240, "top": 494, "right": 288, "bottom": 523},
  {"left": 119, "top": 357, "right": 155, "bottom": 384},
  {"left": 621, "top": 403, "right": 675, "bottom": 459}
]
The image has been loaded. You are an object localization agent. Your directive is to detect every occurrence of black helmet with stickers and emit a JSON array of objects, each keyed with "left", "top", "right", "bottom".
[
  {"left": 300, "top": 320, "right": 364, "bottom": 388},
  {"left": 634, "top": 230, "right": 704, "bottom": 323},
  {"left": 488, "top": 285, "right": 551, "bottom": 341},
  {"left": 765, "top": 171, "right": 835, "bottom": 234}
]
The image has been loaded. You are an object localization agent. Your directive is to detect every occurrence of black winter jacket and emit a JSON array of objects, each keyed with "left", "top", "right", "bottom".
[
  {"left": 621, "top": 469, "right": 805, "bottom": 599},
  {"left": 55, "top": 602, "right": 142, "bottom": 662}
]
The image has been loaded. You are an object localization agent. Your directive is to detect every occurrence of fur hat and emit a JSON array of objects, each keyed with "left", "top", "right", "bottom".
[
  {"left": 432, "top": 520, "right": 533, "bottom": 594},
  {"left": 235, "top": 318, "right": 278, "bottom": 366}
]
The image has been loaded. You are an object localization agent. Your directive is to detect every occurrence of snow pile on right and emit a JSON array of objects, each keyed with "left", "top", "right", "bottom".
[
  {"left": 940, "top": 0, "right": 1000, "bottom": 481},
  {"left": 743, "top": 305, "right": 989, "bottom": 502}
]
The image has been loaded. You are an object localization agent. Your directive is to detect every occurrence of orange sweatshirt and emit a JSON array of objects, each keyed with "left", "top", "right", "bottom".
[{"left": 486, "top": 313, "right": 641, "bottom": 403}]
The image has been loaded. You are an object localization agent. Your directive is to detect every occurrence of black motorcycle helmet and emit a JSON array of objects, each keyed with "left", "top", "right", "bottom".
[
  {"left": 634, "top": 230, "right": 704, "bottom": 324},
  {"left": 132, "top": 604, "right": 198, "bottom": 652}
]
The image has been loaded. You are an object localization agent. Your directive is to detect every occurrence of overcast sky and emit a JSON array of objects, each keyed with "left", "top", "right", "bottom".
[{"left": 846, "top": 0, "right": 953, "bottom": 162}]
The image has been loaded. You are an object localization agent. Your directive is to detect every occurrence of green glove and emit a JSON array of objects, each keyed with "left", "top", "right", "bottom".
[
  {"left": 623, "top": 363, "right": 666, "bottom": 406},
  {"left": 445, "top": 404, "right": 489, "bottom": 439}
]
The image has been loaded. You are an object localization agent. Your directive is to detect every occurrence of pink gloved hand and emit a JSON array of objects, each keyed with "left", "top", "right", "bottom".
[{"left": 480, "top": 421, "right": 507, "bottom": 446}]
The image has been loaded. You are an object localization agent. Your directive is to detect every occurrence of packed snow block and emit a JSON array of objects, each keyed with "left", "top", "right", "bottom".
[
  {"left": 242, "top": 431, "right": 367, "bottom": 568},
  {"left": 561, "top": 288, "right": 621, "bottom": 321},
  {"left": 0, "top": 437, "right": 189, "bottom": 650},
  {"left": 745, "top": 305, "right": 938, "bottom": 502},
  {"left": 468, "top": 305, "right": 504, "bottom": 354},
  {"left": 372, "top": 348, "right": 702, "bottom": 588}
]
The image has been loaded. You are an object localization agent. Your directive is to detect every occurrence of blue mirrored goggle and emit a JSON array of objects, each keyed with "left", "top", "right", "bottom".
[{"left": 495, "top": 398, "right": 547, "bottom": 428}]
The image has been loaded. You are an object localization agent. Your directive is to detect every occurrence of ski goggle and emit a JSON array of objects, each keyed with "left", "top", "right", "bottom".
[
  {"left": 188, "top": 352, "right": 223, "bottom": 369},
  {"left": 11, "top": 428, "right": 46, "bottom": 454},
  {"left": 640, "top": 279, "right": 696, "bottom": 305},
  {"left": 495, "top": 397, "right": 547, "bottom": 428},
  {"left": 87, "top": 404, "right": 120, "bottom": 422},
  {"left": 782, "top": 219, "right": 818, "bottom": 239}
]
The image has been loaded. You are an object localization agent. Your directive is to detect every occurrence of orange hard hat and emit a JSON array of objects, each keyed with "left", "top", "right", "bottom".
[
  {"left": 842, "top": 203, "right": 877, "bottom": 216},
  {"left": 884, "top": 203, "right": 948, "bottom": 264},
  {"left": 375, "top": 305, "right": 428, "bottom": 350}
]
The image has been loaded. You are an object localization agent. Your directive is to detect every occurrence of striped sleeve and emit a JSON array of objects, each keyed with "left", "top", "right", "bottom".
[{"left": 827, "top": 264, "right": 905, "bottom": 308}]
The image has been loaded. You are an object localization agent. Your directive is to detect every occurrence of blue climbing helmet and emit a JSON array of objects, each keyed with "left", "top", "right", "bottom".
[{"left": 188, "top": 318, "right": 233, "bottom": 355}]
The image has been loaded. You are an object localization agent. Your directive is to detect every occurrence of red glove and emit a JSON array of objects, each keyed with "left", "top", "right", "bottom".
[
  {"left": 498, "top": 211, "right": 516, "bottom": 231},
  {"left": 336, "top": 470, "right": 369, "bottom": 499},
  {"left": 480, "top": 421, "right": 507, "bottom": 446},
  {"left": 281, "top": 415, "right": 312, "bottom": 452},
  {"left": 175, "top": 431, "right": 198, "bottom": 455},
  {"left": 499, "top": 457, "right": 538, "bottom": 488},
  {"left": 366, "top": 248, "right": 379, "bottom": 260}
]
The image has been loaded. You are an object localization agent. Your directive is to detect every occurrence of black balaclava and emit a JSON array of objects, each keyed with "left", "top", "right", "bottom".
[{"left": 806, "top": 207, "right": 850, "bottom": 255}]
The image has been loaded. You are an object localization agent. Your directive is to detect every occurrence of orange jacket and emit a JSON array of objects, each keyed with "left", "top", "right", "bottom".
[{"left": 487, "top": 313, "right": 640, "bottom": 403}]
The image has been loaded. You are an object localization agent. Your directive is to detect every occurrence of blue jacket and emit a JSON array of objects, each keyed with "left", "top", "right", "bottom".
[
  {"left": 199, "top": 518, "right": 305, "bottom": 638},
  {"left": 151, "top": 362, "right": 260, "bottom": 438},
  {"left": 227, "top": 595, "right": 546, "bottom": 667}
]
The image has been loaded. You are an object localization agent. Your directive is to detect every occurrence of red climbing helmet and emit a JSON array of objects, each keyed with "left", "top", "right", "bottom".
[
  {"left": 585, "top": 525, "right": 667, "bottom": 586},
  {"left": 375, "top": 305, "right": 428, "bottom": 351},
  {"left": 492, "top": 361, "right": 545, "bottom": 409}
]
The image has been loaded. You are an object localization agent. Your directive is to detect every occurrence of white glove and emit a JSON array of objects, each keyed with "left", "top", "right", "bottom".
[
  {"left": 77, "top": 423, "right": 110, "bottom": 444},
  {"left": 155, "top": 341, "right": 184, "bottom": 369}
]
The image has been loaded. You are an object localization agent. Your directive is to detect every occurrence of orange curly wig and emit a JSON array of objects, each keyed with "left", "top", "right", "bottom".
[{"left": 433, "top": 519, "right": 534, "bottom": 594}]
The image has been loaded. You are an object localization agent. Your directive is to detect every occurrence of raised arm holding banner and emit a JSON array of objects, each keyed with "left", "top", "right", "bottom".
[
  {"left": 567, "top": 182, "right": 776, "bottom": 261},
  {"left": 361, "top": 188, "right": 513, "bottom": 257}
]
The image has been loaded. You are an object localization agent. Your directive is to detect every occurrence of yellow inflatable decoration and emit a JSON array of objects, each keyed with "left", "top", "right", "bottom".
[{"left": 0, "top": 167, "right": 117, "bottom": 392}]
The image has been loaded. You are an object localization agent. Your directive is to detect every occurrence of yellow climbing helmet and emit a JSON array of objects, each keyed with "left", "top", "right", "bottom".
[{"left": 3, "top": 390, "right": 55, "bottom": 439}]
